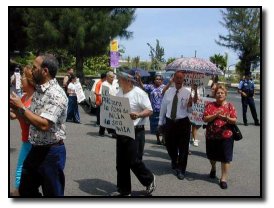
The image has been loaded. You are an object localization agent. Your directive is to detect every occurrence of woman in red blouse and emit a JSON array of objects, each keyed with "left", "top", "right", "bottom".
[{"left": 203, "top": 84, "right": 237, "bottom": 189}]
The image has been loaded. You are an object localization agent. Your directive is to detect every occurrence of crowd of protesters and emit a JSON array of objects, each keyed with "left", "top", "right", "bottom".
[{"left": 10, "top": 53, "right": 260, "bottom": 197}]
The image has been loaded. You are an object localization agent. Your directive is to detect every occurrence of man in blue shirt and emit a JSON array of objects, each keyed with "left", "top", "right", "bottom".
[{"left": 238, "top": 72, "right": 259, "bottom": 126}]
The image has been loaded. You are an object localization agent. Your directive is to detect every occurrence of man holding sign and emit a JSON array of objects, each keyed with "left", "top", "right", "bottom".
[{"left": 110, "top": 72, "right": 156, "bottom": 196}]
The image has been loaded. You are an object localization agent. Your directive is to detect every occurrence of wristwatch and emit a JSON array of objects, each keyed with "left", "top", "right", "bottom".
[{"left": 17, "top": 106, "right": 27, "bottom": 116}]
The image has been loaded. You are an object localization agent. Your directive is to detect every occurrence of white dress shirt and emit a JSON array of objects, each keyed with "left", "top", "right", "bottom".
[{"left": 159, "top": 86, "right": 191, "bottom": 125}]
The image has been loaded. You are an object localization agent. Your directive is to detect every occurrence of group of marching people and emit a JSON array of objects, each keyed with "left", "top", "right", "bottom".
[{"left": 10, "top": 53, "right": 259, "bottom": 197}]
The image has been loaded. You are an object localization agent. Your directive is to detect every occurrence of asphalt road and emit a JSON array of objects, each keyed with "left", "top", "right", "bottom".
[{"left": 9, "top": 92, "right": 261, "bottom": 197}]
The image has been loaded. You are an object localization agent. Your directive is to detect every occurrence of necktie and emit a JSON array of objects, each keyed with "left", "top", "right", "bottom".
[{"left": 170, "top": 90, "right": 179, "bottom": 120}]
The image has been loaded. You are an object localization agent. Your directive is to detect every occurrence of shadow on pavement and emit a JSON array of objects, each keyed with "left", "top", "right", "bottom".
[
  {"left": 75, "top": 178, "right": 116, "bottom": 196},
  {"left": 75, "top": 178, "right": 151, "bottom": 197},
  {"left": 188, "top": 150, "right": 207, "bottom": 159},
  {"left": 185, "top": 171, "right": 220, "bottom": 184},
  {"left": 143, "top": 159, "right": 174, "bottom": 176},
  {"left": 144, "top": 149, "right": 169, "bottom": 161}
]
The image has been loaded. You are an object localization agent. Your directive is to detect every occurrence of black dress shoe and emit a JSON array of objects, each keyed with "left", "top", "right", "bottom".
[
  {"left": 255, "top": 122, "right": 260, "bottom": 126},
  {"left": 244, "top": 123, "right": 248, "bottom": 126},
  {"left": 209, "top": 170, "right": 216, "bottom": 178},
  {"left": 219, "top": 181, "right": 228, "bottom": 189},
  {"left": 177, "top": 171, "right": 185, "bottom": 180}
]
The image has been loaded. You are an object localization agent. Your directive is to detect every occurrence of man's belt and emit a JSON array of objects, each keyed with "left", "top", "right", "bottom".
[
  {"left": 135, "top": 125, "right": 144, "bottom": 130},
  {"left": 166, "top": 117, "right": 188, "bottom": 123},
  {"left": 32, "top": 140, "right": 64, "bottom": 148}
]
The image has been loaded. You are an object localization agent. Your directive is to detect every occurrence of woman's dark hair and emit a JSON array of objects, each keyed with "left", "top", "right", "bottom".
[
  {"left": 67, "top": 67, "right": 73, "bottom": 72},
  {"left": 40, "top": 54, "right": 59, "bottom": 78},
  {"left": 68, "top": 74, "right": 76, "bottom": 83},
  {"left": 154, "top": 75, "right": 163, "bottom": 80}
]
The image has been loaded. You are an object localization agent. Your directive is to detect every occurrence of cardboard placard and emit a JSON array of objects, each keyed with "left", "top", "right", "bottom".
[{"left": 100, "top": 86, "right": 135, "bottom": 139}]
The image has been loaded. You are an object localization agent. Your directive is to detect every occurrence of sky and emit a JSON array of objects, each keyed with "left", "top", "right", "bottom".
[{"left": 118, "top": 8, "right": 239, "bottom": 68}]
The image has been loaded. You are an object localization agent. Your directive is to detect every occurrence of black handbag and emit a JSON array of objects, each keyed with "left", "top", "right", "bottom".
[
  {"left": 229, "top": 124, "right": 243, "bottom": 141},
  {"left": 227, "top": 103, "right": 243, "bottom": 141}
]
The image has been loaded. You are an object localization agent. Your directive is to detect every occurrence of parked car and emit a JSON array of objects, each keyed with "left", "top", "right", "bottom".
[
  {"left": 159, "top": 71, "right": 174, "bottom": 85},
  {"left": 84, "top": 78, "right": 100, "bottom": 111}
]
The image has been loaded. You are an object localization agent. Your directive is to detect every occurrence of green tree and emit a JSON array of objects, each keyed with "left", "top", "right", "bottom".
[
  {"left": 132, "top": 56, "right": 140, "bottom": 68},
  {"left": 216, "top": 8, "right": 260, "bottom": 75},
  {"left": 139, "top": 61, "right": 150, "bottom": 70},
  {"left": 84, "top": 55, "right": 111, "bottom": 75},
  {"left": 147, "top": 39, "right": 165, "bottom": 70},
  {"left": 166, "top": 57, "right": 176, "bottom": 65},
  {"left": 9, "top": 8, "right": 29, "bottom": 53},
  {"left": 209, "top": 53, "right": 227, "bottom": 72},
  {"left": 12, "top": 8, "right": 136, "bottom": 80}
]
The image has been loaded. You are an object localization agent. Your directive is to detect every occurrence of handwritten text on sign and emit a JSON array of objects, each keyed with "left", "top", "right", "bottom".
[
  {"left": 100, "top": 86, "right": 135, "bottom": 139},
  {"left": 189, "top": 97, "right": 215, "bottom": 125},
  {"left": 183, "top": 73, "right": 210, "bottom": 87}
]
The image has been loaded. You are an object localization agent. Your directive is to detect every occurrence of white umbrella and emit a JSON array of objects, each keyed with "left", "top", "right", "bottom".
[{"left": 165, "top": 57, "right": 223, "bottom": 75}]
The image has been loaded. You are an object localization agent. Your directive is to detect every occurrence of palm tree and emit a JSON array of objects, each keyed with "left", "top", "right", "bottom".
[{"left": 210, "top": 53, "right": 228, "bottom": 76}]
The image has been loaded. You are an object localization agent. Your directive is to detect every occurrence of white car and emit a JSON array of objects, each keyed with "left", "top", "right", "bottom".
[{"left": 84, "top": 78, "right": 100, "bottom": 110}]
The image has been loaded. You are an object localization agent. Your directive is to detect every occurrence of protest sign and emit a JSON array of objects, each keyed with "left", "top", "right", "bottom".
[
  {"left": 100, "top": 86, "right": 135, "bottom": 139},
  {"left": 183, "top": 73, "right": 210, "bottom": 87},
  {"left": 74, "top": 79, "right": 86, "bottom": 103},
  {"left": 189, "top": 97, "right": 215, "bottom": 125}
]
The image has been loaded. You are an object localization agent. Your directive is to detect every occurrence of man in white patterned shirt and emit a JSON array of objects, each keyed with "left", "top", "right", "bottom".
[{"left": 10, "top": 54, "right": 68, "bottom": 197}]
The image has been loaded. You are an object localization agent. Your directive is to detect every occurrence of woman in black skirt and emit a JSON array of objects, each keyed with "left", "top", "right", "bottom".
[{"left": 203, "top": 84, "right": 237, "bottom": 189}]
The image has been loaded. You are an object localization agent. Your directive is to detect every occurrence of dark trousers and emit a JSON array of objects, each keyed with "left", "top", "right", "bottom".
[
  {"left": 66, "top": 96, "right": 80, "bottom": 123},
  {"left": 164, "top": 117, "right": 191, "bottom": 173},
  {"left": 19, "top": 144, "right": 66, "bottom": 197},
  {"left": 241, "top": 96, "right": 259, "bottom": 124},
  {"left": 116, "top": 128, "right": 153, "bottom": 195},
  {"left": 97, "top": 105, "right": 106, "bottom": 134},
  {"left": 95, "top": 106, "right": 100, "bottom": 125}
]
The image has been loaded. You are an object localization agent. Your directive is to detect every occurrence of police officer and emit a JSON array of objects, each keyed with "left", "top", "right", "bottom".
[{"left": 238, "top": 71, "right": 259, "bottom": 126}]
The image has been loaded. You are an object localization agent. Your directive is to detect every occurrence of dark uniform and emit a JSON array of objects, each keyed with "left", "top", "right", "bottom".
[{"left": 238, "top": 72, "right": 259, "bottom": 126}]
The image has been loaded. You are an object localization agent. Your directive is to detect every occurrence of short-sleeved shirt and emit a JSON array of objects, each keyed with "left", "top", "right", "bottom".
[
  {"left": 203, "top": 102, "right": 237, "bottom": 140},
  {"left": 67, "top": 82, "right": 76, "bottom": 96},
  {"left": 100, "top": 80, "right": 118, "bottom": 96},
  {"left": 143, "top": 84, "right": 165, "bottom": 112},
  {"left": 238, "top": 79, "right": 255, "bottom": 97},
  {"left": 29, "top": 79, "right": 68, "bottom": 145},
  {"left": 116, "top": 86, "right": 153, "bottom": 126}
]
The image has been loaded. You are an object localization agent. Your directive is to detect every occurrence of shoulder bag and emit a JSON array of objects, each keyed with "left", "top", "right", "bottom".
[{"left": 228, "top": 102, "right": 243, "bottom": 141}]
